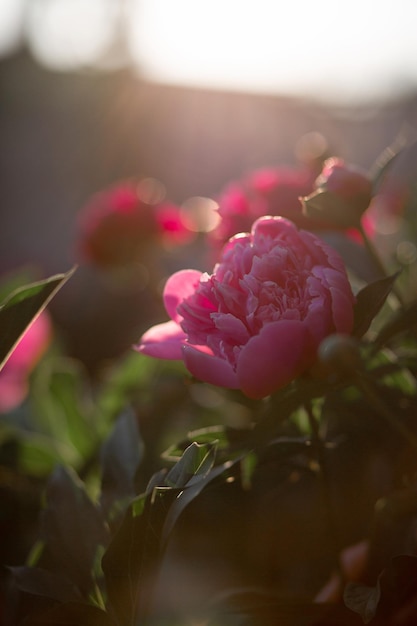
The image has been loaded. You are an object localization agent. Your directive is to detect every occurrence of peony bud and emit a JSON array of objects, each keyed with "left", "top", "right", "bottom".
[{"left": 303, "top": 158, "right": 373, "bottom": 229}]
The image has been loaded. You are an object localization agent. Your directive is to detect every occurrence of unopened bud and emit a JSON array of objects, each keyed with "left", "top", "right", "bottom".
[
  {"left": 318, "top": 334, "right": 362, "bottom": 377},
  {"left": 303, "top": 158, "right": 373, "bottom": 229}
]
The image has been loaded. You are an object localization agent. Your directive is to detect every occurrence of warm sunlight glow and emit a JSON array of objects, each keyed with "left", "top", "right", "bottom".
[
  {"left": 0, "top": 0, "right": 25, "bottom": 56},
  {"left": 26, "top": 0, "right": 119, "bottom": 70},
  {"left": 127, "top": 0, "right": 417, "bottom": 100},
  {"left": 1, "top": 0, "right": 417, "bottom": 101}
]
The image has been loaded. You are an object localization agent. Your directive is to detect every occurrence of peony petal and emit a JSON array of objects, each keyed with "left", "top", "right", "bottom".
[
  {"left": 134, "top": 320, "right": 186, "bottom": 359},
  {"left": 182, "top": 344, "right": 239, "bottom": 389},
  {"left": 163, "top": 269, "right": 203, "bottom": 322},
  {"left": 236, "top": 320, "right": 310, "bottom": 399}
]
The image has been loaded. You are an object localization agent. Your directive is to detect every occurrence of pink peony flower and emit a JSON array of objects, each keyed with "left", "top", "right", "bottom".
[
  {"left": 0, "top": 312, "right": 52, "bottom": 412},
  {"left": 209, "top": 166, "right": 321, "bottom": 249},
  {"left": 136, "top": 216, "right": 355, "bottom": 399},
  {"left": 76, "top": 181, "right": 192, "bottom": 267}
]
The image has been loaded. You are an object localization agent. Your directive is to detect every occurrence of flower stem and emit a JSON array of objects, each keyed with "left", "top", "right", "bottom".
[
  {"left": 304, "top": 401, "right": 342, "bottom": 573},
  {"left": 358, "top": 222, "right": 404, "bottom": 307}
]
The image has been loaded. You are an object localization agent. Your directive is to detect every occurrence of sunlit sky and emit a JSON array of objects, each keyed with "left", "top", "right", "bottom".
[{"left": 1, "top": 0, "right": 417, "bottom": 102}]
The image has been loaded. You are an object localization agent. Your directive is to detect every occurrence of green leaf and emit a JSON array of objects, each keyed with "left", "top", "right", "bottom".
[
  {"left": 40, "top": 465, "right": 108, "bottom": 595},
  {"left": 162, "top": 424, "right": 252, "bottom": 462},
  {"left": 16, "top": 432, "right": 79, "bottom": 477},
  {"left": 9, "top": 567, "right": 83, "bottom": 604},
  {"left": 97, "top": 351, "right": 158, "bottom": 423},
  {"left": 0, "top": 424, "right": 80, "bottom": 477},
  {"left": 102, "top": 487, "right": 179, "bottom": 626},
  {"left": 352, "top": 273, "right": 400, "bottom": 338},
  {"left": 100, "top": 408, "right": 144, "bottom": 518},
  {"left": 0, "top": 267, "right": 76, "bottom": 371},
  {"left": 344, "top": 555, "right": 417, "bottom": 623},
  {"left": 344, "top": 581, "right": 381, "bottom": 624},
  {"left": 20, "top": 602, "right": 115, "bottom": 625},
  {"left": 0, "top": 267, "right": 38, "bottom": 303},
  {"left": 161, "top": 456, "right": 242, "bottom": 546},
  {"left": 30, "top": 357, "right": 96, "bottom": 463},
  {"left": 164, "top": 441, "right": 216, "bottom": 488}
]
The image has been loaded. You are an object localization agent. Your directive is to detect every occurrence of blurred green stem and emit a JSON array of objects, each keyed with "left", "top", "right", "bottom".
[
  {"left": 304, "top": 402, "right": 342, "bottom": 572},
  {"left": 358, "top": 222, "right": 405, "bottom": 307}
]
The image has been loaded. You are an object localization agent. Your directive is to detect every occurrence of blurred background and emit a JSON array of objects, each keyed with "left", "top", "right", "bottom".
[{"left": 1, "top": 0, "right": 417, "bottom": 372}]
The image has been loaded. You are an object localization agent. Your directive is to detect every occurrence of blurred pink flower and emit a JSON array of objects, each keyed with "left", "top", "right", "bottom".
[
  {"left": 76, "top": 181, "right": 192, "bottom": 267},
  {"left": 0, "top": 312, "right": 52, "bottom": 412},
  {"left": 209, "top": 166, "right": 321, "bottom": 249},
  {"left": 136, "top": 216, "right": 355, "bottom": 399}
]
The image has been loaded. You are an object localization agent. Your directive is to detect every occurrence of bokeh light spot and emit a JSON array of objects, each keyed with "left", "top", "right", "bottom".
[{"left": 180, "top": 197, "right": 220, "bottom": 233}]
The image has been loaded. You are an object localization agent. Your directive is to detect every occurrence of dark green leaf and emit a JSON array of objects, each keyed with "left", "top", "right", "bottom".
[
  {"left": 102, "top": 488, "right": 179, "bottom": 626},
  {"left": 352, "top": 273, "right": 400, "bottom": 338},
  {"left": 40, "top": 465, "right": 108, "bottom": 595},
  {"left": 250, "top": 382, "right": 326, "bottom": 450},
  {"left": 9, "top": 567, "right": 83, "bottom": 604},
  {"left": 0, "top": 267, "right": 76, "bottom": 371},
  {"left": 16, "top": 432, "right": 77, "bottom": 477},
  {"left": 162, "top": 424, "right": 252, "bottom": 462},
  {"left": 21, "top": 602, "right": 114, "bottom": 625},
  {"left": 344, "top": 581, "right": 381, "bottom": 624},
  {"left": 0, "top": 267, "right": 37, "bottom": 303},
  {"left": 164, "top": 441, "right": 216, "bottom": 488},
  {"left": 161, "top": 456, "right": 242, "bottom": 546},
  {"left": 100, "top": 408, "right": 144, "bottom": 518},
  {"left": 97, "top": 351, "right": 158, "bottom": 420},
  {"left": 345, "top": 555, "right": 417, "bottom": 623},
  {"left": 31, "top": 357, "right": 96, "bottom": 463}
]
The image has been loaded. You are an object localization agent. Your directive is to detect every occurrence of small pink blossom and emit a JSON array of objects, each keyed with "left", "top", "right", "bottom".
[
  {"left": 0, "top": 312, "right": 52, "bottom": 412},
  {"left": 76, "top": 181, "right": 192, "bottom": 267},
  {"left": 136, "top": 216, "right": 355, "bottom": 399},
  {"left": 209, "top": 166, "right": 324, "bottom": 249}
]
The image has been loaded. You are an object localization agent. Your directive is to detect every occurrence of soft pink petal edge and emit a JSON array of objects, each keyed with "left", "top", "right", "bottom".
[
  {"left": 134, "top": 320, "right": 186, "bottom": 360},
  {"left": 182, "top": 344, "right": 239, "bottom": 389},
  {"left": 163, "top": 269, "right": 203, "bottom": 323}
]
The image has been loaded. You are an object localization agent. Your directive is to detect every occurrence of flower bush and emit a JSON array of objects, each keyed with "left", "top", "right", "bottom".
[
  {"left": 2, "top": 136, "right": 417, "bottom": 626},
  {"left": 137, "top": 215, "right": 355, "bottom": 398}
]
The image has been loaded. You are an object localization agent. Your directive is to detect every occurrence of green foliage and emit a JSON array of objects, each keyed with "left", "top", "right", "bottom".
[
  {"left": 0, "top": 267, "right": 75, "bottom": 371},
  {"left": 352, "top": 273, "right": 400, "bottom": 339},
  {"left": 6, "top": 137, "right": 417, "bottom": 625}
]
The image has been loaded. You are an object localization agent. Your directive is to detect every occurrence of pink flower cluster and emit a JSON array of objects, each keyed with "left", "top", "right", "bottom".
[
  {"left": 76, "top": 181, "right": 192, "bottom": 268},
  {"left": 136, "top": 216, "right": 355, "bottom": 399},
  {"left": 210, "top": 158, "right": 375, "bottom": 252},
  {"left": 209, "top": 166, "right": 319, "bottom": 248}
]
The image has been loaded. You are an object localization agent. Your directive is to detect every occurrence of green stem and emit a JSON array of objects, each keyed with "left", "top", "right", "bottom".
[
  {"left": 304, "top": 402, "right": 342, "bottom": 572},
  {"left": 358, "top": 222, "right": 405, "bottom": 307}
]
